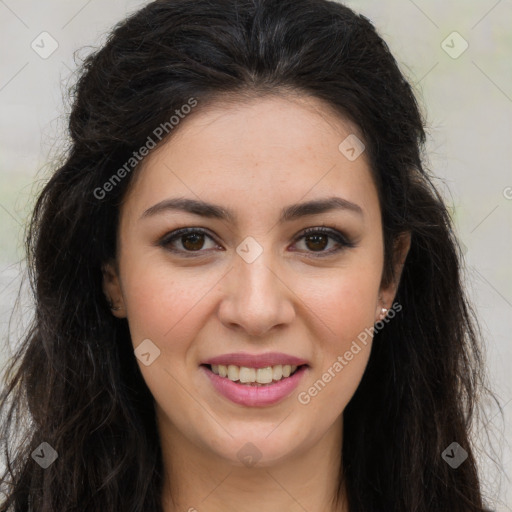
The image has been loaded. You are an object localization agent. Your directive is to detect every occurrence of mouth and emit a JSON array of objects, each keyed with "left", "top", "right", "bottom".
[
  {"left": 200, "top": 362, "right": 309, "bottom": 407},
  {"left": 200, "top": 363, "right": 308, "bottom": 387}
]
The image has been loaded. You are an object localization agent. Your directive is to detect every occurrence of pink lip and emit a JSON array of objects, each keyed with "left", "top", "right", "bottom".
[
  {"left": 201, "top": 365, "right": 308, "bottom": 407},
  {"left": 201, "top": 352, "right": 309, "bottom": 368}
]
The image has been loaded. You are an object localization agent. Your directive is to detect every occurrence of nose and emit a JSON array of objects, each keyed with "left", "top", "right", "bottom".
[{"left": 217, "top": 247, "right": 296, "bottom": 337}]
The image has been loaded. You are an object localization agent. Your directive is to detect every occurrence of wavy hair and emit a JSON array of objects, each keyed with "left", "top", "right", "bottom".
[{"left": 0, "top": 0, "right": 498, "bottom": 510}]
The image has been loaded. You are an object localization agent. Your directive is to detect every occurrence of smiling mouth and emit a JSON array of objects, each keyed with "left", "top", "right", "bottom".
[{"left": 201, "top": 363, "right": 306, "bottom": 386}]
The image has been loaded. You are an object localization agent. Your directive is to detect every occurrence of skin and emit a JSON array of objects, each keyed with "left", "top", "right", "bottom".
[{"left": 102, "top": 93, "right": 410, "bottom": 512}]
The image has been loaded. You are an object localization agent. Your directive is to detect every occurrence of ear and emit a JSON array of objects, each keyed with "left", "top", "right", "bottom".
[
  {"left": 101, "top": 259, "right": 126, "bottom": 318},
  {"left": 375, "top": 232, "right": 411, "bottom": 321}
]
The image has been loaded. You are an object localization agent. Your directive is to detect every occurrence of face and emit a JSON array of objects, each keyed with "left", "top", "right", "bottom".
[{"left": 103, "top": 94, "right": 407, "bottom": 469}]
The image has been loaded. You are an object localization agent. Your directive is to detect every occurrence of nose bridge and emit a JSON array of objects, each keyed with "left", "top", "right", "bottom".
[
  {"left": 219, "top": 236, "right": 295, "bottom": 335},
  {"left": 239, "top": 249, "right": 280, "bottom": 301}
]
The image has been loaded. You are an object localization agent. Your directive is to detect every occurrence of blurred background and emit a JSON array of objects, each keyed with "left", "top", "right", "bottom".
[{"left": 0, "top": 0, "right": 511, "bottom": 509}]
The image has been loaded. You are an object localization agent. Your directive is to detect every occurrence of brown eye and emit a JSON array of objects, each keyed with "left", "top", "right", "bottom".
[
  {"left": 159, "top": 228, "right": 218, "bottom": 255},
  {"left": 159, "top": 226, "right": 355, "bottom": 258},
  {"left": 303, "top": 233, "right": 329, "bottom": 252},
  {"left": 181, "top": 232, "right": 206, "bottom": 251},
  {"left": 293, "top": 227, "right": 355, "bottom": 256}
]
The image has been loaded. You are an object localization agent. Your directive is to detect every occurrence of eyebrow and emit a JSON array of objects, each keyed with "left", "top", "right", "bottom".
[{"left": 140, "top": 196, "right": 363, "bottom": 223}]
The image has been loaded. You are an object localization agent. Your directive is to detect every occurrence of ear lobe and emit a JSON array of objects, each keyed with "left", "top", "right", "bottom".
[{"left": 101, "top": 260, "right": 126, "bottom": 318}]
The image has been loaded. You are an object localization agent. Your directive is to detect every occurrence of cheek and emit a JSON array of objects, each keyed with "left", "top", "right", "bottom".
[
  {"left": 296, "top": 262, "right": 380, "bottom": 412},
  {"left": 305, "top": 263, "right": 382, "bottom": 342},
  {"left": 119, "top": 257, "right": 210, "bottom": 351}
]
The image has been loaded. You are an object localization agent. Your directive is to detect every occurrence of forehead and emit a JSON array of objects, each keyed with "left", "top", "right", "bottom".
[
  {"left": 121, "top": 93, "right": 379, "bottom": 224},
  {"left": 163, "top": 92, "right": 366, "bottom": 163}
]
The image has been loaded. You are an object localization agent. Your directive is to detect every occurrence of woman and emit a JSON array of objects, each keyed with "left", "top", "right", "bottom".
[{"left": 0, "top": 0, "right": 497, "bottom": 510}]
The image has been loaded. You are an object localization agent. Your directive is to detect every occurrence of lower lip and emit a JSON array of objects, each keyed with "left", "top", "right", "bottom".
[{"left": 201, "top": 365, "right": 308, "bottom": 407}]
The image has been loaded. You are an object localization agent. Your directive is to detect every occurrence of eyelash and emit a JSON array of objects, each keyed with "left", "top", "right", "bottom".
[{"left": 158, "top": 226, "right": 356, "bottom": 258}]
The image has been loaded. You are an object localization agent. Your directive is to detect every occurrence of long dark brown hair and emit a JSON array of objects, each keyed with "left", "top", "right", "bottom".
[{"left": 0, "top": 0, "right": 500, "bottom": 510}]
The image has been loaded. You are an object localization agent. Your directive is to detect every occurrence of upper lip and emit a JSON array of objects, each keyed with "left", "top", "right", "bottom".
[{"left": 202, "top": 352, "right": 309, "bottom": 368}]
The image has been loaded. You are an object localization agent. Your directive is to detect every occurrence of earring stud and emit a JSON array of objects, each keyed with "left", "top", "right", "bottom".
[{"left": 108, "top": 299, "right": 121, "bottom": 311}]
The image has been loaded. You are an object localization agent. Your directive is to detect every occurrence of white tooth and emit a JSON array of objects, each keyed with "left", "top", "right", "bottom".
[
  {"left": 272, "top": 365, "right": 283, "bottom": 381},
  {"left": 216, "top": 363, "right": 299, "bottom": 382},
  {"left": 239, "top": 366, "right": 256, "bottom": 383},
  {"left": 256, "top": 366, "right": 273, "bottom": 384},
  {"left": 227, "top": 365, "right": 240, "bottom": 381}
]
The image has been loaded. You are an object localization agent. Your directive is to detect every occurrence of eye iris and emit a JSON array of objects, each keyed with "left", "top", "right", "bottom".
[
  {"left": 170, "top": 230, "right": 338, "bottom": 253},
  {"left": 305, "top": 234, "right": 328, "bottom": 251},
  {"left": 182, "top": 233, "right": 205, "bottom": 251}
]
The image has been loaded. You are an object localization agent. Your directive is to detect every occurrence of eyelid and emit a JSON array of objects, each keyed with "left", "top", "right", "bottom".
[
  {"left": 157, "top": 225, "right": 356, "bottom": 257},
  {"left": 158, "top": 227, "right": 220, "bottom": 256},
  {"left": 296, "top": 226, "right": 355, "bottom": 247}
]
